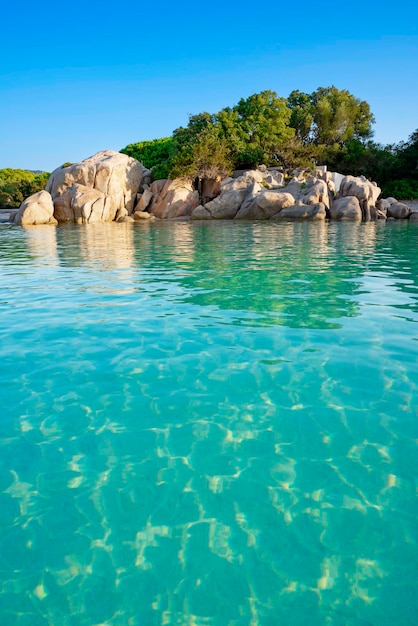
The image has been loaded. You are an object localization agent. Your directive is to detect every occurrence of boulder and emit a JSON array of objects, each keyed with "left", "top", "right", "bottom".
[
  {"left": 116, "top": 207, "right": 129, "bottom": 221},
  {"left": 203, "top": 187, "right": 249, "bottom": 219},
  {"left": 53, "top": 184, "right": 107, "bottom": 223},
  {"left": 134, "top": 211, "right": 154, "bottom": 220},
  {"left": 271, "top": 202, "right": 326, "bottom": 220},
  {"left": 280, "top": 179, "right": 304, "bottom": 202},
  {"left": 201, "top": 178, "right": 221, "bottom": 204},
  {"left": 46, "top": 150, "right": 145, "bottom": 223},
  {"left": 387, "top": 202, "right": 411, "bottom": 219},
  {"left": 134, "top": 188, "right": 153, "bottom": 213},
  {"left": 190, "top": 205, "right": 212, "bottom": 220},
  {"left": 299, "top": 177, "right": 330, "bottom": 209},
  {"left": 233, "top": 183, "right": 262, "bottom": 218},
  {"left": 376, "top": 198, "right": 390, "bottom": 214},
  {"left": 14, "top": 191, "right": 57, "bottom": 226},
  {"left": 150, "top": 178, "right": 200, "bottom": 219},
  {"left": 231, "top": 169, "right": 264, "bottom": 183},
  {"left": 330, "top": 196, "right": 362, "bottom": 220},
  {"left": 329, "top": 172, "right": 345, "bottom": 194},
  {"left": 262, "top": 169, "right": 285, "bottom": 189},
  {"left": 235, "top": 189, "right": 293, "bottom": 220},
  {"left": 409, "top": 212, "right": 418, "bottom": 222},
  {"left": 339, "top": 175, "right": 381, "bottom": 221}
]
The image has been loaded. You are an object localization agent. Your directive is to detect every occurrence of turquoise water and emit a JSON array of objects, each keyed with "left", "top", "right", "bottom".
[{"left": 0, "top": 220, "right": 417, "bottom": 625}]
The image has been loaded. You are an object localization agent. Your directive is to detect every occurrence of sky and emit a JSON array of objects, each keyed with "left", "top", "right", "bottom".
[{"left": 1, "top": 0, "right": 417, "bottom": 171}]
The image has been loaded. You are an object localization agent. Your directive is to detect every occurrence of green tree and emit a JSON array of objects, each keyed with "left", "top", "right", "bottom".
[
  {"left": 120, "top": 137, "right": 173, "bottom": 179},
  {"left": 0, "top": 168, "right": 50, "bottom": 208},
  {"left": 169, "top": 114, "right": 232, "bottom": 179},
  {"left": 287, "top": 86, "right": 375, "bottom": 166},
  {"left": 228, "top": 90, "right": 294, "bottom": 167}
]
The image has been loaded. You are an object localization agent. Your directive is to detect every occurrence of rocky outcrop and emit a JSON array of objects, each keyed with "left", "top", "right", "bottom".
[
  {"left": 13, "top": 150, "right": 418, "bottom": 227},
  {"left": 330, "top": 196, "right": 362, "bottom": 220},
  {"left": 46, "top": 150, "right": 146, "bottom": 223},
  {"left": 271, "top": 202, "right": 327, "bottom": 220},
  {"left": 387, "top": 202, "right": 411, "bottom": 219},
  {"left": 201, "top": 187, "right": 249, "bottom": 219},
  {"left": 339, "top": 175, "right": 380, "bottom": 221},
  {"left": 235, "top": 189, "right": 294, "bottom": 219},
  {"left": 149, "top": 178, "right": 200, "bottom": 219},
  {"left": 13, "top": 191, "right": 57, "bottom": 226}
]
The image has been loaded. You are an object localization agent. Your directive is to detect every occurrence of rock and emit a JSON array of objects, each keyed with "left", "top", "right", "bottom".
[
  {"left": 191, "top": 205, "right": 212, "bottom": 220},
  {"left": 339, "top": 175, "right": 381, "bottom": 220},
  {"left": 46, "top": 150, "right": 145, "bottom": 223},
  {"left": 235, "top": 189, "right": 293, "bottom": 220},
  {"left": 271, "top": 202, "right": 326, "bottom": 220},
  {"left": 299, "top": 177, "right": 330, "bottom": 209},
  {"left": 134, "top": 188, "right": 153, "bottom": 213},
  {"left": 134, "top": 211, "right": 153, "bottom": 220},
  {"left": 232, "top": 169, "right": 264, "bottom": 183},
  {"left": 118, "top": 216, "right": 134, "bottom": 223},
  {"left": 116, "top": 207, "right": 129, "bottom": 221},
  {"left": 54, "top": 184, "right": 107, "bottom": 223},
  {"left": 233, "top": 183, "right": 262, "bottom": 218},
  {"left": 409, "top": 212, "right": 418, "bottom": 222},
  {"left": 262, "top": 169, "right": 285, "bottom": 189},
  {"left": 14, "top": 191, "right": 57, "bottom": 226},
  {"left": 150, "top": 178, "right": 199, "bottom": 219},
  {"left": 330, "top": 196, "right": 362, "bottom": 220},
  {"left": 329, "top": 172, "right": 345, "bottom": 194},
  {"left": 387, "top": 202, "right": 411, "bottom": 219},
  {"left": 201, "top": 178, "right": 221, "bottom": 204},
  {"left": 280, "top": 179, "right": 304, "bottom": 202},
  {"left": 376, "top": 198, "right": 390, "bottom": 214},
  {"left": 203, "top": 187, "right": 248, "bottom": 219},
  {"left": 340, "top": 175, "right": 381, "bottom": 205}
]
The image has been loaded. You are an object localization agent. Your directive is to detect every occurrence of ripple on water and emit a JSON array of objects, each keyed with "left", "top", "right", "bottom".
[{"left": 0, "top": 220, "right": 418, "bottom": 625}]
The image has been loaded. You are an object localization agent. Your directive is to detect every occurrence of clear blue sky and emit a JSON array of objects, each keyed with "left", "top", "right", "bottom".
[{"left": 1, "top": 0, "right": 417, "bottom": 171}]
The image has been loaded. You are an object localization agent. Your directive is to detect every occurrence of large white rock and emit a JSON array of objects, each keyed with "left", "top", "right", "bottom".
[
  {"left": 235, "top": 189, "right": 293, "bottom": 219},
  {"left": 150, "top": 178, "right": 200, "bottom": 219},
  {"left": 340, "top": 175, "right": 381, "bottom": 205},
  {"left": 330, "top": 196, "right": 362, "bottom": 220},
  {"left": 46, "top": 150, "right": 145, "bottom": 223},
  {"left": 14, "top": 191, "right": 57, "bottom": 226},
  {"left": 203, "top": 187, "right": 249, "bottom": 219}
]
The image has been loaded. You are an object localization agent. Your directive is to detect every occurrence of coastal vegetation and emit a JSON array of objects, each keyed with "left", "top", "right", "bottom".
[
  {"left": 121, "top": 86, "right": 418, "bottom": 200},
  {"left": 1, "top": 86, "right": 417, "bottom": 210},
  {"left": 0, "top": 169, "right": 49, "bottom": 209}
]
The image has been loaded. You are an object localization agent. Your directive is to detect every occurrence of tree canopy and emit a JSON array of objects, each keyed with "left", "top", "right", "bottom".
[
  {"left": 118, "top": 87, "right": 415, "bottom": 199},
  {"left": 0, "top": 169, "right": 50, "bottom": 209},
  {"left": 121, "top": 86, "right": 378, "bottom": 181}
]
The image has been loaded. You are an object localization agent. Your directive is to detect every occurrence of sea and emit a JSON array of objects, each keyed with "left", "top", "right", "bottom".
[{"left": 0, "top": 219, "right": 417, "bottom": 625}]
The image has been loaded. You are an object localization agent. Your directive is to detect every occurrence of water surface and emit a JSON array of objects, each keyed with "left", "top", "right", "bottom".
[{"left": 0, "top": 220, "right": 417, "bottom": 625}]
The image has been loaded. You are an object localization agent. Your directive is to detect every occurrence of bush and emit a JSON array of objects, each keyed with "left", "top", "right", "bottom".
[
  {"left": 121, "top": 138, "right": 173, "bottom": 180},
  {"left": 382, "top": 179, "right": 418, "bottom": 200}
]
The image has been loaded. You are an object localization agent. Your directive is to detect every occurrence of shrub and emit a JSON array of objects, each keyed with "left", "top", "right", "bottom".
[{"left": 382, "top": 179, "right": 418, "bottom": 200}]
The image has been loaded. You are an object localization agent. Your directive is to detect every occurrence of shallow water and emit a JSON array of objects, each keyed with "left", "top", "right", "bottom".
[{"left": 0, "top": 220, "right": 417, "bottom": 625}]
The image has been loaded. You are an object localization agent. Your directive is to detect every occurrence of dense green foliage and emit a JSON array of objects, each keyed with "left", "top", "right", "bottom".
[
  {"left": 0, "top": 169, "right": 50, "bottom": 208},
  {"left": 121, "top": 86, "right": 379, "bottom": 181},
  {"left": 121, "top": 137, "right": 173, "bottom": 180}
]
